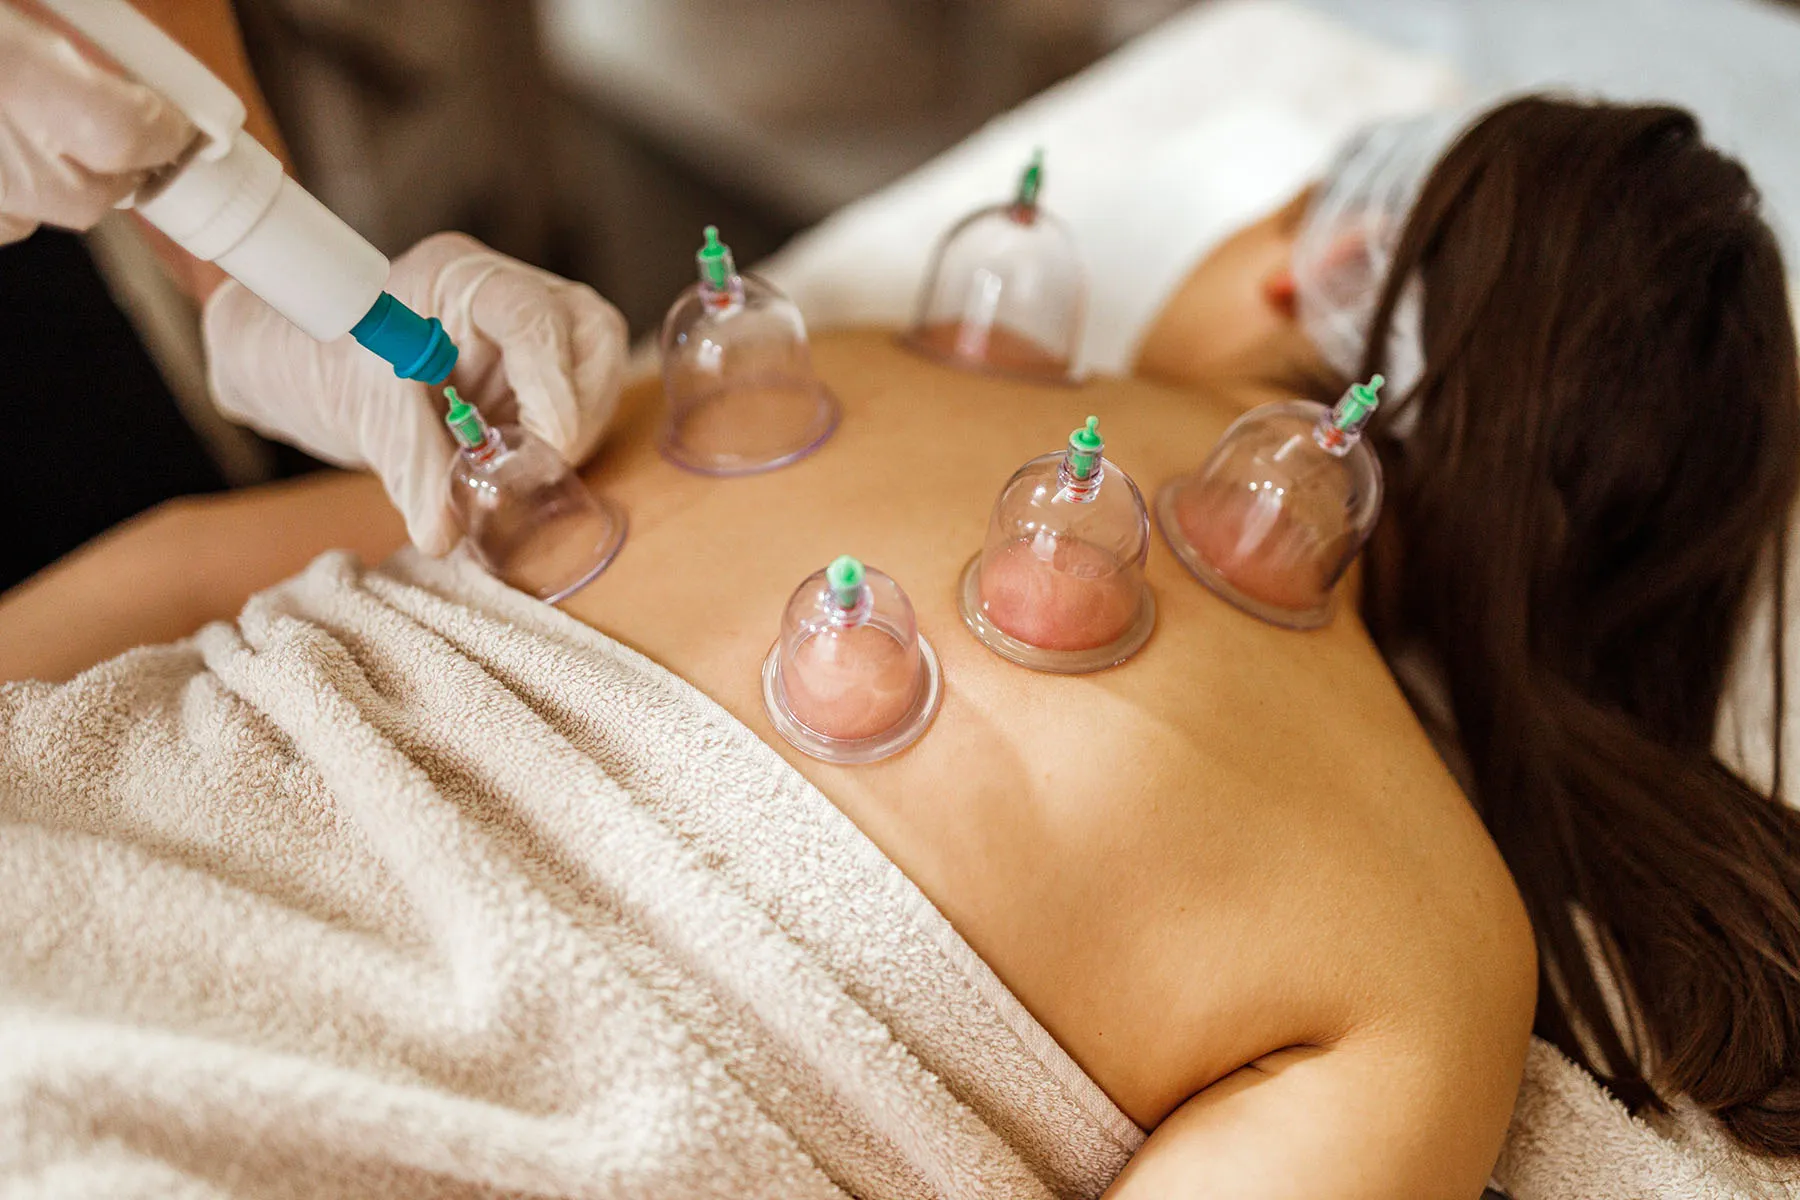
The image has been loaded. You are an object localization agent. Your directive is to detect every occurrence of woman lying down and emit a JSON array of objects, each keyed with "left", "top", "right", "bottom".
[{"left": 3, "top": 97, "right": 1798, "bottom": 1198}]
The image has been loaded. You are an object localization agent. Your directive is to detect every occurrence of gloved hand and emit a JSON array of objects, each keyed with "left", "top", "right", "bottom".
[
  {"left": 0, "top": 4, "right": 194, "bottom": 245},
  {"left": 204, "top": 231, "right": 630, "bottom": 554}
]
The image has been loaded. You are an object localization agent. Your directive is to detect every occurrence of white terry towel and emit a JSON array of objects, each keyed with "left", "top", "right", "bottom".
[
  {"left": 0, "top": 550, "right": 1141, "bottom": 1199},
  {"left": 1497, "top": 1040, "right": 1800, "bottom": 1200},
  {"left": 0, "top": 549, "right": 1794, "bottom": 1198}
]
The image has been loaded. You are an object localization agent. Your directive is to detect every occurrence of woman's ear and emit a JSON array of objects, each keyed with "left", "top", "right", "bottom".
[
  {"left": 1135, "top": 185, "right": 1318, "bottom": 390},
  {"left": 1262, "top": 264, "right": 1299, "bottom": 322}
]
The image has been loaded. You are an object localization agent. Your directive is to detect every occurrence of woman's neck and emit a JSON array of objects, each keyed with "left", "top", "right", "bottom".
[{"left": 1135, "top": 327, "right": 1339, "bottom": 413}]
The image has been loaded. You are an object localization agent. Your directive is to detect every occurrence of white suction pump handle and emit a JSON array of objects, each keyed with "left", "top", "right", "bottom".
[{"left": 34, "top": 0, "right": 457, "bottom": 383}]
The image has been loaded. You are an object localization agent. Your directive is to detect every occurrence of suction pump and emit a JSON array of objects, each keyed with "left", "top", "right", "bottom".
[
  {"left": 660, "top": 225, "right": 840, "bottom": 475},
  {"left": 444, "top": 389, "right": 627, "bottom": 602},
  {"left": 905, "top": 150, "right": 1087, "bottom": 383},
  {"left": 763, "top": 555, "right": 943, "bottom": 764},
  {"left": 959, "top": 416, "right": 1155, "bottom": 672},
  {"left": 1157, "top": 376, "right": 1386, "bottom": 629}
]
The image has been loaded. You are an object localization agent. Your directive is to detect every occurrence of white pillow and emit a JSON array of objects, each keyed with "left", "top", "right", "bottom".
[{"left": 760, "top": 0, "right": 1461, "bottom": 375}]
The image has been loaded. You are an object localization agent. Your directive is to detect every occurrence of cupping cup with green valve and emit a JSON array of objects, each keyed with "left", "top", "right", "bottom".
[
  {"left": 659, "top": 225, "right": 840, "bottom": 475},
  {"left": 904, "top": 149, "right": 1087, "bottom": 383},
  {"left": 959, "top": 416, "right": 1155, "bottom": 673},
  {"left": 443, "top": 389, "right": 627, "bottom": 602},
  {"left": 1157, "top": 376, "right": 1386, "bottom": 629},
  {"left": 762, "top": 555, "right": 943, "bottom": 764}
]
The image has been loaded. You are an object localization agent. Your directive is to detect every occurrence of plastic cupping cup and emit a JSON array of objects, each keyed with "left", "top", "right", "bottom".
[
  {"left": 763, "top": 555, "right": 943, "bottom": 763},
  {"left": 1157, "top": 376, "right": 1386, "bottom": 629},
  {"left": 660, "top": 225, "right": 840, "bottom": 475},
  {"left": 959, "top": 416, "right": 1155, "bottom": 672}
]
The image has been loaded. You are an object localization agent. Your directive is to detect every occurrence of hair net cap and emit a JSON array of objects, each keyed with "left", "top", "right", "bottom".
[{"left": 1293, "top": 111, "right": 1466, "bottom": 411}]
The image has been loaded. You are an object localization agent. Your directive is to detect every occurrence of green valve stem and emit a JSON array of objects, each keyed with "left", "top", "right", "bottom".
[
  {"left": 1067, "top": 415, "right": 1103, "bottom": 480},
  {"left": 697, "top": 224, "right": 736, "bottom": 290},
  {"left": 826, "top": 555, "right": 866, "bottom": 610},
  {"left": 443, "top": 386, "right": 488, "bottom": 449},
  {"left": 1332, "top": 374, "right": 1385, "bottom": 433},
  {"left": 1016, "top": 148, "right": 1045, "bottom": 209}
]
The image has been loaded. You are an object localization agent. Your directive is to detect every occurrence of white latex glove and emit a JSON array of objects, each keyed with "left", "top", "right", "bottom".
[
  {"left": 0, "top": 4, "right": 194, "bottom": 245},
  {"left": 204, "top": 231, "right": 629, "bottom": 554}
]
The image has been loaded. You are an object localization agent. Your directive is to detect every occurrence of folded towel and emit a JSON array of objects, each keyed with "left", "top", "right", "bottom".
[{"left": 0, "top": 549, "right": 1140, "bottom": 1198}]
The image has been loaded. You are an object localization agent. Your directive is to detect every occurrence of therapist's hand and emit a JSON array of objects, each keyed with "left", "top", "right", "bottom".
[
  {"left": 0, "top": 4, "right": 195, "bottom": 245},
  {"left": 204, "top": 231, "right": 629, "bottom": 555}
]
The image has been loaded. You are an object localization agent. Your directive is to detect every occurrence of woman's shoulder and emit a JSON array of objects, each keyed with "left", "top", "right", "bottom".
[
  {"left": 1111, "top": 597, "right": 1539, "bottom": 1094},
  {"left": 1256, "top": 666, "right": 1539, "bottom": 1028},
  {"left": 1271, "top": 709, "right": 1540, "bottom": 1095}
]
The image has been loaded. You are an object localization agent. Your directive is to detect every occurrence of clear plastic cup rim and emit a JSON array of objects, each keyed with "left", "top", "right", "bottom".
[
  {"left": 469, "top": 495, "right": 628, "bottom": 606},
  {"left": 895, "top": 329, "right": 1078, "bottom": 387},
  {"left": 1154, "top": 479, "right": 1335, "bottom": 631},
  {"left": 761, "top": 633, "right": 943, "bottom": 764},
  {"left": 658, "top": 385, "right": 843, "bottom": 477},
  {"left": 955, "top": 554, "right": 1155, "bottom": 674}
]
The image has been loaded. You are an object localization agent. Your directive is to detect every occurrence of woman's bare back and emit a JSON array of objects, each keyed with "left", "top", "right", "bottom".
[{"left": 561, "top": 331, "right": 1535, "bottom": 1146}]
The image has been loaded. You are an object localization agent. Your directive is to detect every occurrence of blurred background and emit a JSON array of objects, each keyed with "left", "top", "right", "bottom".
[
  {"left": 231, "top": 0, "right": 1196, "bottom": 338},
  {"left": 5, "top": 0, "right": 1800, "bottom": 590}
]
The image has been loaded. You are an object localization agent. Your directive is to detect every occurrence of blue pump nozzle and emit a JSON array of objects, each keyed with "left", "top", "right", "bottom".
[{"left": 350, "top": 292, "right": 460, "bottom": 385}]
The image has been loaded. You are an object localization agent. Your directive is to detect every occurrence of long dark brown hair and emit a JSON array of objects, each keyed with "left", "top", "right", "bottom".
[{"left": 1357, "top": 97, "right": 1800, "bottom": 1156}]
